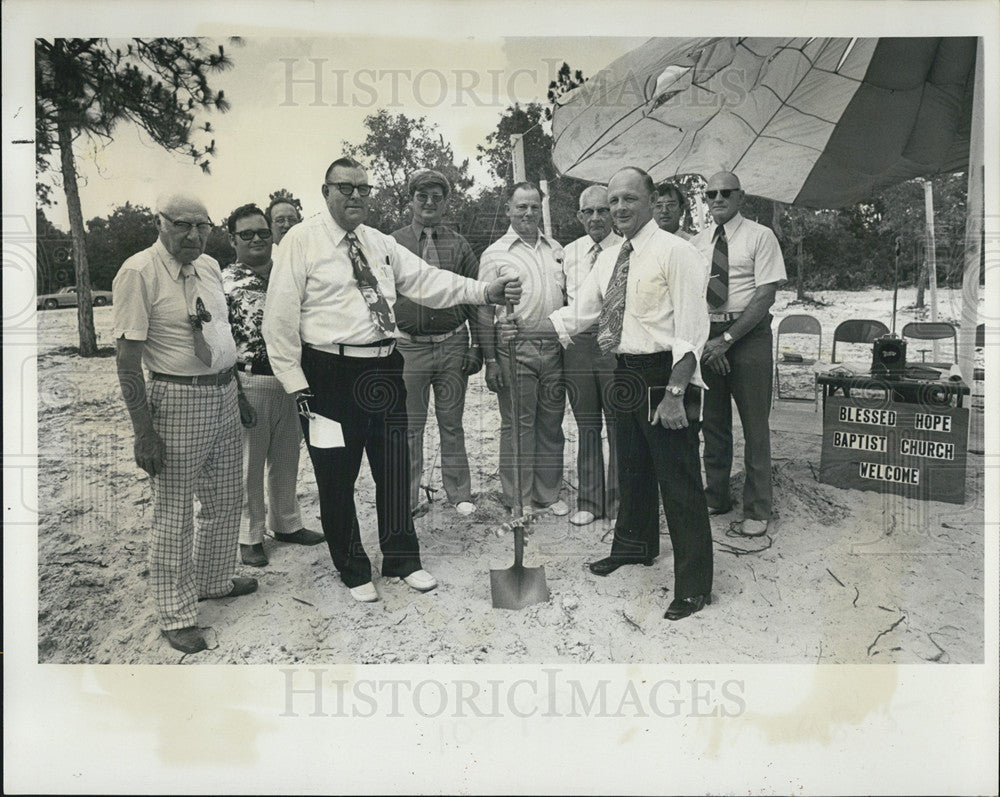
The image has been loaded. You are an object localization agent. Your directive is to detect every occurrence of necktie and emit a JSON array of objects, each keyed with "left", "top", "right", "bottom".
[
  {"left": 421, "top": 227, "right": 441, "bottom": 268},
  {"left": 345, "top": 230, "right": 396, "bottom": 336},
  {"left": 588, "top": 241, "right": 602, "bottom": 270},
  {"left": 597, "top": 240, "right": 633, "bottom": 355},
  {"left": 180, "top": 262, "right": 213, "bottom": 366},
  {"left": 707, "top": 225, "right": 729, "bottom": 309}
]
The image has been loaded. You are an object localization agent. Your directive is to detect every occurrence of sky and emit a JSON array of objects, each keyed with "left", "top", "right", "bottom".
[{"left": 37, "top": 35, "right": 646, "bottom": 229}]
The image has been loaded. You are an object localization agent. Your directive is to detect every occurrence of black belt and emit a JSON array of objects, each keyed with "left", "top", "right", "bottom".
[
  {"left": 236, "top": 361, "right": 274, "bottom": 376},
  {"left": 151, "top": 369, "right": 234, "bottom": 386},
  {"left": 617, "top": 351, "right": 671, "bottom": 369}
]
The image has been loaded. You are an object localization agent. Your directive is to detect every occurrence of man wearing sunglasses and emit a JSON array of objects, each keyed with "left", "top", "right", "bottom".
[
  {"left": 390, "top": 170, "right": 482, "bottom": 519},
  {"left": 262, "top": 157, "right": 521, "bottom": 604},
  {"left": 692, "top": 171, "right": 786, "bottom": 538},
  {"left": 560, "top": 185, "right": 622, "bottom": 528},
  {"left": 113, "top": 191, "right": 258, "bottom": 655},
  {"left": 223, "top": 204, "right": 324, "bottom": 569}
]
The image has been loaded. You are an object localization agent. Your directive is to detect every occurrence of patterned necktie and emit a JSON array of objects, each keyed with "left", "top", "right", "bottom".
[
  {"left": 345, "top": 230, "right": 396, "bottom": 336},
  {"left": 421, "top": 227, "right": 441, "bottom": 268},
  {"left": 707, "top": 225, "right": 729, "bottom": 309},
  {"left": 589, "top": 241, "right": 602, "bottom": 270},
  {"left": 180, "top": 262, "right": 213, "bottom": 366},
  {"left": 597, "top": 239, "right": 633, "bottom": 355}
]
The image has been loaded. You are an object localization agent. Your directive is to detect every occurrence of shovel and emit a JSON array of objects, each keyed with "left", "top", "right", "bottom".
[{"left": 490, "top": 302, "right": 549, "bottom": 610}]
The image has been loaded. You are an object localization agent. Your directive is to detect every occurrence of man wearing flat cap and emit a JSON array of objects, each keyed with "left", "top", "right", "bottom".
[{"left": 391, "top": 169, "right": 483, "bottom": 517}]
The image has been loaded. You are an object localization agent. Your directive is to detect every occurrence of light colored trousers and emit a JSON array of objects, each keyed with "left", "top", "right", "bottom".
[
  {"left": 238, "top": 373, "right": 304, "bottom": 544},
  {"left": 496, "top": 339, "right": 565, "bottom": 510},
  {"left": 147, "top": 379, "right": 241, "bottom": 631},
  {"left": 397, "top": 332, "right": 473, "bottom": 508}
]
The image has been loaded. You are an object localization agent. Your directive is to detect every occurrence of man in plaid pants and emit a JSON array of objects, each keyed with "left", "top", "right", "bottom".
[{"left": 114, "top": 190, "right": 259, "bottom": 655}]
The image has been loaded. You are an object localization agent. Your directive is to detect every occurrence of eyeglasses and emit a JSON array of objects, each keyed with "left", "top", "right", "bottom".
[
  {"left": 233, "top": 228, "right": 273, "bottom": 241},
  {"left": 655, "top": 201, "right": 681, "bottom": 210},
  {"left": 705, "top": 189, "right": 739, "bottom": 200},
  {"left": 414, "top": 191, "right": 445, "bottom": 205},
  {"left": 326, "top": 182, "right": 372, "bottom": 197},
  {"left": 579, "top": 207, "right": 610, "bottom": 217},
  {"left": 160, "top": 213, "right": 213, "bottom": 235}
]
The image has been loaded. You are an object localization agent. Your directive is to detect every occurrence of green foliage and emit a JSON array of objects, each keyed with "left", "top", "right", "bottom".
[{"left": 343, "top": 110, "right": 475, "bottom": 234}]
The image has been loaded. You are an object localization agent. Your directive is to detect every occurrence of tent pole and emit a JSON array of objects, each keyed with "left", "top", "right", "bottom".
[
  {"left": 958, "top": 38, "right": 983, "bottom": 388},
  {"left": 922, "top": 179, "right": 940, "bottom": 361}
]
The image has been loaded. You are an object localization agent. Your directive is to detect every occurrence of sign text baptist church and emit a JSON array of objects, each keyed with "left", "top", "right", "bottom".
[{"left": 820, "top": 397, "right": 967, "bottom": 503}]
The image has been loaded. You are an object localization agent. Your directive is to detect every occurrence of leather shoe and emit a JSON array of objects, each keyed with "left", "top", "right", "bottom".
[
  {"left": 240, "top": 543, "right": 268, "bottom": 567},
  {"left": 569, "top": 510, "right": 596, "bottom": 526},
  {"left": 742, "top": 519, "right": 768, "bottom": 537},
  {"left": 273, "top": 528, "right": 325, "bottom": 546},
  {"left": 664, "top": 594, "right": 710, "bottom": 621},
  {"left": 588, "top": 555, "right": 655, "bottom": 577},
  {"left": 707, "top": 503, "right": 732, "bottom": 516},
  {"left": 199, "top": 576, "right": 258, "bottom": 601},
  {"left": 455, "top": 501, "right": 476, "bottom": 516},
  {"left": 548, "top": 500, "right": 570, "bottom": 516},
  {"left": 403, "top": 569, "right": 438, "bottom": 592},
  {"left": 349, "top": 582, "right": 379, "bottom": 602},
  {"left": 161, "top": 626, "right": 207, "bottom": 654}
]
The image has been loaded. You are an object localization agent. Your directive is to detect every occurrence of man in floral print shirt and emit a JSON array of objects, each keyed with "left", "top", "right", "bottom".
[{"left": 223, "top": 203, "right": 324, "bottom": 566}]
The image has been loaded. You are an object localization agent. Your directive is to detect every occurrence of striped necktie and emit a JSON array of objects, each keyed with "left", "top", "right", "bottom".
[
  {"left": 596, "top": 240, "right": 633, "bottom": 355},
  {"left": 707, "top": 225, "right": 729, "bottom": 309},
  {"left": 589, "top": 241, "right": 602, "bottom": 269}
]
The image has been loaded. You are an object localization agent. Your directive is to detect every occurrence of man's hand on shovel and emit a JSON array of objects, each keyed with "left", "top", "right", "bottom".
[
  {"left": 498, "top": 316, "right": 520, "bottom": 344},
  {"left": 494, "top": 507, "right": 548, "bottom": 538}
]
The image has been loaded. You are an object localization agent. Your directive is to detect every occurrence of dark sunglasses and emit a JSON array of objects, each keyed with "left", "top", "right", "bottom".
[
  {"left": 327, "top": 182, "right": 373, "bottom": 197},
  {"left": 705, "top": 189, "right": 739, "bottom": 200},
  {"left": 234, "top": 228, "right": 273, "bottom": 241}
]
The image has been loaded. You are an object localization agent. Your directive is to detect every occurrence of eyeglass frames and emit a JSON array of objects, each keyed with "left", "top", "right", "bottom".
[
  {"left": 326, "top": 182, "right": 373, "bottom": 197},
  {"left": 705, "top": 189, "right": 739, "bottom": 200},
  {"left": 233, "top": 228, "right": 273, "bottom": 241}
]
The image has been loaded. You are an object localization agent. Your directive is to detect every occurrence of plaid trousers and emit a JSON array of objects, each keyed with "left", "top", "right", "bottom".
[{"left": 147, "top": 379, "right": 242, "bottom": 630}]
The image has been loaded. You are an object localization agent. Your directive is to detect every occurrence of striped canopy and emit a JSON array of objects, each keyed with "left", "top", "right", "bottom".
[{"left": 551, "top": 37, "right": 976, "bottom": 208}]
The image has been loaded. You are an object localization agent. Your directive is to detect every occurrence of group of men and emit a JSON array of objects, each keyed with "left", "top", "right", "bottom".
[{"left": 113, "top": 155, "right": 785, "bottom": 655}]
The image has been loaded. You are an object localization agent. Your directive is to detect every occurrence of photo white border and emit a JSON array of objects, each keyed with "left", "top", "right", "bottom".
[{"left": 4, "top": 1, "right": 998, "bottom": 794}]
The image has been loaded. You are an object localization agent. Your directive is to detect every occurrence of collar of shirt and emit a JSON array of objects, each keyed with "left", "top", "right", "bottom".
[
  {"left": 320, "top": 210, "right": 357, "bottom": 248},
  {"left": 228, "top": 260, "right": 271, "bottom": 286},
  {"left": 716, "top": 212, "right": 745, "bottom": 239},
  {"left": 621, "top": 218, "right": 661, "bottom": 258},
  {"left": 496, "top": 225, "right": 555, "bottom": 253},
  {"left": 590, "top": 231, "right": 621, "bottom": 252},
  {"left": 153, "top": 238, "right": 190, "bottom": 280},
  {"left": 410, "top": 219, "right": 435, "bottom": 239}
]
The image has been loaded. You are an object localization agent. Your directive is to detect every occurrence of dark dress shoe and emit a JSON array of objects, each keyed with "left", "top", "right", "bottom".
[
  {"left": 199, "top": 576, "right": 258, "bottom": 601},
  {"left": 161, "top": 626, "right": 207, "bottom": 654},
  {"left": 707, "top": 503, "right": 732, "bottom": 516},
  {"left": 240, "top": 543, "right": 268, "bottom": 567},
  {"left": 663, "top": 594, "right": 711, "bottom": 621},
  {"left": 273, "top": 528, "right": 325, "bottom": 546},
  {"left": 588, "top": 555, "right": 656, "bottom": 577}
]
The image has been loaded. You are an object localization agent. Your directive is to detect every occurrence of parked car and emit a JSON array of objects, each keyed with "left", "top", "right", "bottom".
[{"left": 37, "top": 286, "right": 113, "bottom": 310}]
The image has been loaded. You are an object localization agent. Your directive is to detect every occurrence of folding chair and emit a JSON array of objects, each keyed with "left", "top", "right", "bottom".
[
  {"left": 773, "top": 314, "right": 821, "bottom": 409},
  {"left": 831, "top": 319, "right": 889, "bottom": 364},
  {"left": 901, "top": 321, "right": 958, "bottom": 365}
]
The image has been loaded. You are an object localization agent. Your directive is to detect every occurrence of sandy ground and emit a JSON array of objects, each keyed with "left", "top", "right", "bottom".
[{"left": 35, "top": 287, "right": 986, "bottom": 664}]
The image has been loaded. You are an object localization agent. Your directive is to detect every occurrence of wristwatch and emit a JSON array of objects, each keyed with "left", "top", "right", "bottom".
[
  {"left": 667, "top": 385, "right": 685, "bottom": 397},
  {"left": 722, "top": 331, "right": 735, "bottom": 344}
]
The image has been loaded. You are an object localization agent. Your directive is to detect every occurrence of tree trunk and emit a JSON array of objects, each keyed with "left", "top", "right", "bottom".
[
  {"left": 797, "top": 236, "right": 805, "bottom": 301},
  {"left": 57, "top": 114, "right": 98, "bottom": 356}
]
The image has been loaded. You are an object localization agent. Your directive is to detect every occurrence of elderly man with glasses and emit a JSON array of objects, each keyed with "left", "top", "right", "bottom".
[
  {"left": 390, "top": 170, "right": 482, "bottom": 519},
  {"left": 113, "top": 191, "right": 258, "bottom": 655},
  {"left": 691, "top": 171, "right": 786, "bottom": 538},
  {"left": 262, "top": 157, "right": 521, "bottom": 603},
  {"left": 222, "top": 203, "right": 324, "bottom": 568}
]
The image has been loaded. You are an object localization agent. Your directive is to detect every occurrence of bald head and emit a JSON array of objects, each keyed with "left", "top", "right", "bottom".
[
  {"left": 705, "top": 171, "right": 744, "bottom": 225},
  {"left": 577, "top": 185, "right": 612, "bottom": 243},
  {"left": 154, "top": 190, "right": 213, "bottom": 262}
]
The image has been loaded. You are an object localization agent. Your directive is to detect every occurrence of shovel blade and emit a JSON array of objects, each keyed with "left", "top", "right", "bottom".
[{"left": 490, "top": 565, "right": 549, "bottom": 610}]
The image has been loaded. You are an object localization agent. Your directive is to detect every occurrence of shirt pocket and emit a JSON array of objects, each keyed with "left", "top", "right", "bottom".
[
  {"left": 630, "top": 274, "right": 664, "bottom": 319},
  {"left": 374, "top": 261, "right": 397, "bottom": 305}
]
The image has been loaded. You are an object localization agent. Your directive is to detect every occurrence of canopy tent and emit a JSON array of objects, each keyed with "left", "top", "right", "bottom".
[{"left": 551, "top": 36, "right": 983, "bottom": 385}]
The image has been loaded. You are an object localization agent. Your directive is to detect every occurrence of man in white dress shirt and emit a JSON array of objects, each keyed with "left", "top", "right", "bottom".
[
  {"left": 262, "top": 157, "right": 520, "bottom": 603},
  {"left": 691, "top": 171, "right": 786, "bottom": 538},
  {"left": 560, "top": 185, "right": 622, "bottom": 527},
  {"left": 499, "top": 167, "right": 714, "bottom": 621}
]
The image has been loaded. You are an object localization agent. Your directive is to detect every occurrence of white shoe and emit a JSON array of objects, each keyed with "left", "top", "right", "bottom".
[
  {"left": 403, "top": 569, "right": 438, "bottom": 592},
  {"left": 455, "top": 501, "right": 476, "bottom": 516},
  {"left": 349, "top": 582, "right": 379, "bottom": 602},
  {"left": 549, "top": 500, "right": 570, "bottom": 516},
  {"left": 569, "top": 510, "right": 596, "bottom": 526},
  {"left": 742, "top": 519, "right": 769, "bottom": 537}
]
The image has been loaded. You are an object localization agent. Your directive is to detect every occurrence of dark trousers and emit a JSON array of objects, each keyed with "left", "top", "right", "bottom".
[
  {"left": 300, "top": 345, "right": 422, "bottom": 588},
  {"left": 609, "top": 353, "right": 713, "bottom": 600},
  {"left": 703, "top": 315, "right": 774, "bottom": 520}
]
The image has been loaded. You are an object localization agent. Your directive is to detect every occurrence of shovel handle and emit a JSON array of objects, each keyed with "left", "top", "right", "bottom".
[
  {"left": 507, "top": 299, "right": 524, "bottom": 522},
  {"left": 514, "top": 524, "right": 524, "bottom": 568}
]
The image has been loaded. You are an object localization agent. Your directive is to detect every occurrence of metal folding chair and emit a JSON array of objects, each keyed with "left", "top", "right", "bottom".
[
  {"left": 831, "top": 319, "right": 889, "bottom": 364},
  {"left": 773, "top": 314, "right": 821, "bottom": 409},
  {"left": 901, "top": 321, "right": 958, "bottom": 365}
]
